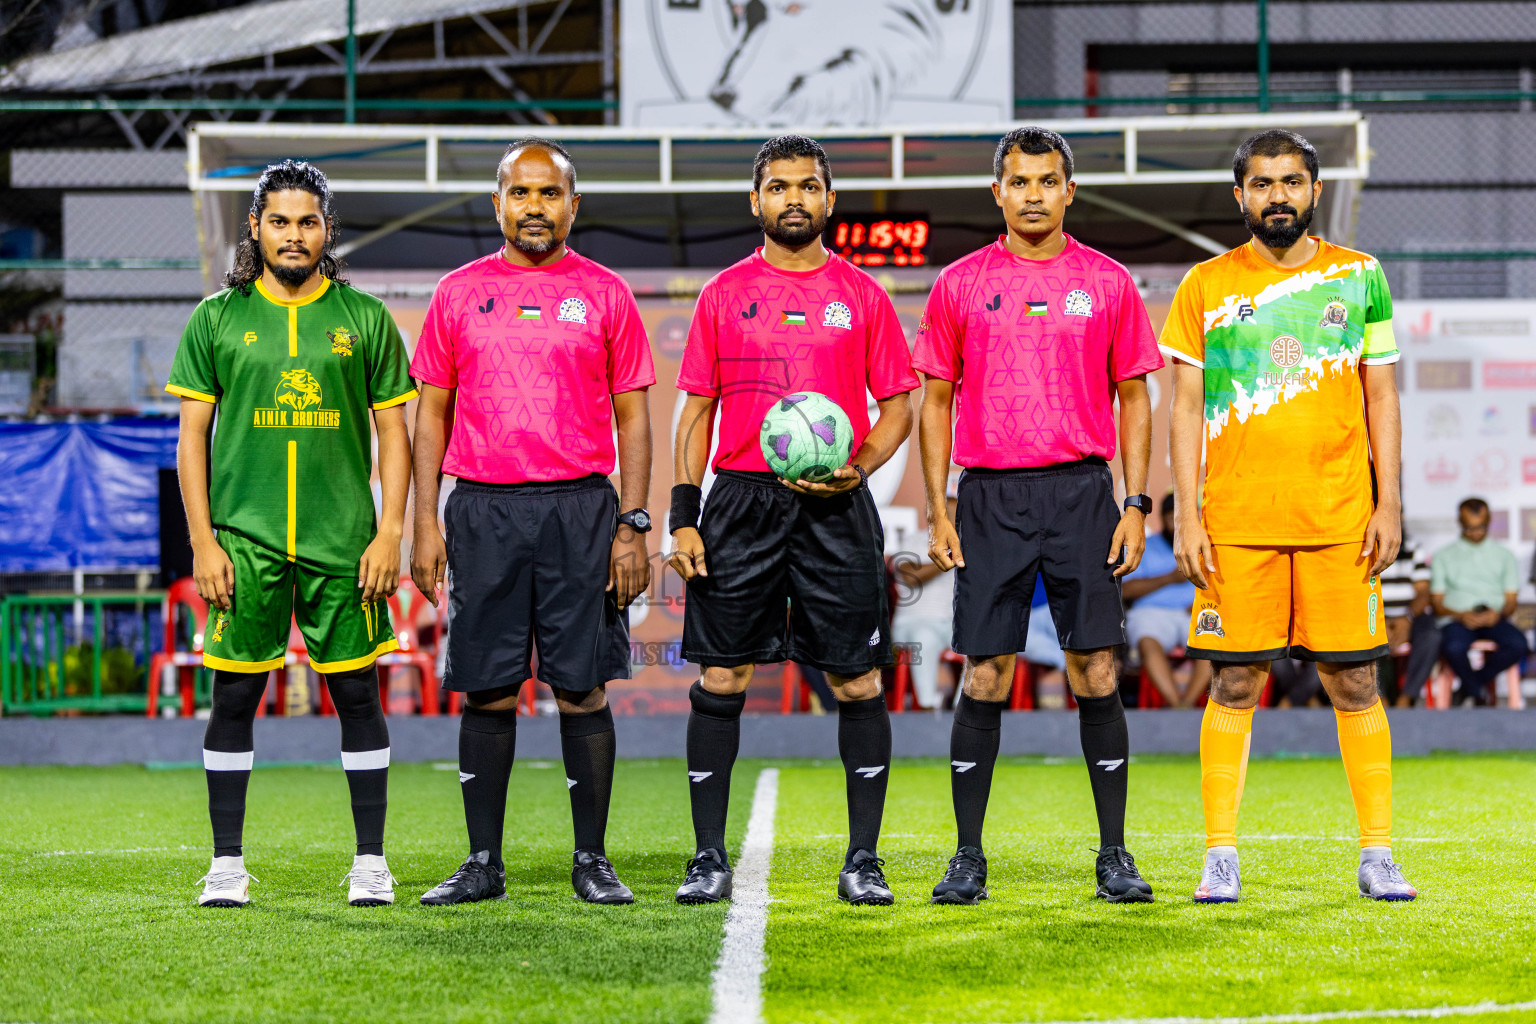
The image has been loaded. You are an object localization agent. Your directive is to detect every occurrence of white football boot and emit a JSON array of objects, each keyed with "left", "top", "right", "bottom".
[
  {"left": 196, "top": 855, "right": 255, "bottom": 907},
  {"left": 342, "top": 854, "right": 397, "bottom": 906},
  {"left": 1358, "top": 848, "right": 1417, "bottom": 901},
  {"left": 1193, "top": 846, "right": 1240, "bottom": 903}
]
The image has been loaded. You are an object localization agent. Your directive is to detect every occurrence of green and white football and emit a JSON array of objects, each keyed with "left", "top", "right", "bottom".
[{"left": 759, "top": 391, "right": 854, "bottom": 482}]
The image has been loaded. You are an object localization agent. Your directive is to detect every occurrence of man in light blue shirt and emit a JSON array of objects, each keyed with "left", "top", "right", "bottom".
[
  {"left": 1123, "top": 493, "right": 1210, "bottom": 707},
  {"left": 1430, "top": 497, "right": 1527, "bottom": 705}
]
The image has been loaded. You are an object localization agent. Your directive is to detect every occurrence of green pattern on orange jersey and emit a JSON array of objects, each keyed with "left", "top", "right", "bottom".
[
  {"left": 1159, "top": 239, "right": 1399, "bottom": 546},
  {"left": 166, "top": 277, "right": 417, "bottom": 573}
]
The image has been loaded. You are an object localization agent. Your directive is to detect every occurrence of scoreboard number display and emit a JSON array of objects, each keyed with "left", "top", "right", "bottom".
[{"left": 827, "top": 215, "right": 930, "bottom": 267}]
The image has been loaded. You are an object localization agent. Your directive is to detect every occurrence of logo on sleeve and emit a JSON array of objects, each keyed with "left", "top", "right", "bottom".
[
  {"left": 1063, "top": 289, "right": 1093, "bottom": 317},
  {"left": 1320, "top": 300, "right": 1349, "bottom": 329},
  {"left": 822, "top": 301, "right": 853, "bottom": 330},
  {"left": 558, "top": 296, "right": 589, "bottom": 325},
  {"left": 327, "top": 326, "right": 355, "bottom": 356},
  {"left": 918, "top": 312, "right": 932, "bottom": 333}
]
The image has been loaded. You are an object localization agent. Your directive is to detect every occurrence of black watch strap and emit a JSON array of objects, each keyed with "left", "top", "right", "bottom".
[
  {"left": 1124, "top": 494, "right": 1152, "bottom": 515},
  {"left": 618, "top": 508, "right": 653, "bottom": 533}
]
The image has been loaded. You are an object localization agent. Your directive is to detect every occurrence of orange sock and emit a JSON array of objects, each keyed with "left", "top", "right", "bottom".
[
  {"left": 1200, "top": 701, "right": 1254, "bottom": 848},
  {"left": 1336, "top": 701, "right": 1392, "bottom": 848}
]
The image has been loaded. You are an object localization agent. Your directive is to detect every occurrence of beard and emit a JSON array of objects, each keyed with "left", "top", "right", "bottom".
[
  {"left": 1245, "top": 199, "right": 1315, "bottom": 248},
  {"left": 760, "top": 206, "right": 827, "bottom": 247},
  {"left": 507, "top": 216, "right": 567, "bottom": 256},
  {"left": 263, "top": 243, "right": 321, "bottom": 287}
]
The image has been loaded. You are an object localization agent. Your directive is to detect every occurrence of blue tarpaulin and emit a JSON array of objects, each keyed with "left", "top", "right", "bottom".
[{"left": 0, "top": 418, "right": 179, "bottom": 571}]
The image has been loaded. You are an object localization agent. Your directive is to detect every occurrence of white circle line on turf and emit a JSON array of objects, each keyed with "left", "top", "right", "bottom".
[
  {"left": 971, "top": 998, "right": 1536, "bottom": 1024},
  {"left": 708, "top": 767, "right": 779, "bottom": 1024}
]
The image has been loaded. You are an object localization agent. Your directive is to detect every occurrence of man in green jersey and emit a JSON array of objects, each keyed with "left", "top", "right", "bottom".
[{"left": 166, "top": 160, "right": 417, "bottom": 908}]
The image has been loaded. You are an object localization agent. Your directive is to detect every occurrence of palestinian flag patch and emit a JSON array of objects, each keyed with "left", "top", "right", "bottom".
[
  {"left": 781, "top": 310, "right": 807, "bottom": 326},
  {"left": 1025, "top": 301, "right": 1048, "bottom": 316},
  {"left": 518, "top": 305, "right": 541, "bottom": 320}
]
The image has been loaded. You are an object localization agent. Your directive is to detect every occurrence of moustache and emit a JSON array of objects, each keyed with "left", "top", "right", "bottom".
[
  {"left": 517, "top": 217, "right": 554, "bottom": 229},
  {"left": 1262, "top": 205, "right": 1298, "bottom": 218},
  {"left": 278, "top": 246, "right": 310, "bottom": 255}
]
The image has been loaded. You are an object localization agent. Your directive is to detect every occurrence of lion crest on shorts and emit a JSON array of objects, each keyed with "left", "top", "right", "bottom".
[{"left": 1194, "top": 608, "right": 1225, "bottom": 637}]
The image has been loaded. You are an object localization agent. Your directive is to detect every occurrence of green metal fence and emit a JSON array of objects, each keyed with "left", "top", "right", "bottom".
[{"left": 0, "top": 593, "right": 165, "bottom": 716}]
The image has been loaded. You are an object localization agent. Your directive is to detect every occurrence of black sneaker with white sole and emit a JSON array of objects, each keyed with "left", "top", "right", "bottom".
[
  {"left": 1095, "top": 845, "right": 1154, "bottom": 903},
  {"left": 676, "top": 848, "right": 733, "bottom": 904},
  {"left": 931, "top": 846, "right": 988, "bottom": 905},
  {"left": 419, "top": 851, "right": 506, "bottom": 905},
  {"left": 838, "top": 849, "right": 894, "bottom": 906},
  {"left": 572, "top": 850, "right": 634, "bottom": 905}
]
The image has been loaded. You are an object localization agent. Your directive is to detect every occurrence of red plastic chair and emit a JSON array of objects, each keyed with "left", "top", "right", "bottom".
[
  {"left": 146, "top": 577, "right": 211, "bottom": 718},
  {"left": 374, "top": 576, "right": 444, "bottom": 715}
]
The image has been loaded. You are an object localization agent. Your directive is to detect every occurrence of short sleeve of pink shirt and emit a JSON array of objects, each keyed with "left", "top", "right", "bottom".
[
  {"left": 911, "top": 235, "right": 1162, "bottom": 469},
  {"left": 676, "top": 249, "right": 918, "bottom": 473},
  {"left": 409, "top": 248, "right": 656, "bottom": 483}
]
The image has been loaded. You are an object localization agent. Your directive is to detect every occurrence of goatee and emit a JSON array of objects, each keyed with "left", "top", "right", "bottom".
[
  {"left": 761, "top": 208, "right": 826, "bottom": 247},
  {"left": 1245, "top": 201, "right": 1314, "bottom": 249}
]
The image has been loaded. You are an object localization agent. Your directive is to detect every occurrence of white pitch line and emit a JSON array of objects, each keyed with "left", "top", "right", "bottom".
[
  {"left": 971, "top": 999, "right": 1536, "bottom": 1024},
  {"left": 708, "top": 767, "right": 779, "bottom": 1024}
]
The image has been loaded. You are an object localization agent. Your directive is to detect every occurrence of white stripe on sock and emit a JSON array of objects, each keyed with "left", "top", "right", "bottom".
[
  {"left": 340, "top": 747, "right": 391, "bottom": 771},
  {"left": 202, "top": 748, "right": 254, "bottom": 771}
]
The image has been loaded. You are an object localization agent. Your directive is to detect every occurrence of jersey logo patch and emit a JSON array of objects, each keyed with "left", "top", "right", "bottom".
[
  {"left": 255, "top": 369, "right": 340, "bottom": 429},
  {"left": 1320, "top": 300, "right": 1349, "bottom": 329},
  {"left": 1270, "top": 335, "right": 1303, "bottom": 369},
  {"left": 1025, "top": 300, "right": 1048, "bottom": 317},
  {"left": 1064, "top": 289, "right": 1093, "bottom": 316},
  {"left": 276, "top": 369, "right": 323, "bottom": 411},
  {"left": 558, "top": 297, "right": 588, "bottom": 325},
  {"left": 477, "top": 297, "right": 496, "bottom": 315},
  {"left": 327, "top": 326, "right": 355, "bottom": 357},
  {"left": 517, "top": 305, "right": 541, "bottom": 320},
  {"left": 782, "top": 310, "right": 807, "bottom": 326},
  {"left": 985, "top": 294, "right": 1002, "bottom": 311},
  {"left": 1236, "top": 302, "right": 1255, "bottom": 320},
  {"left": 1194, "top": 608, "right": 1225, "bottom": 638},
  {"left": 243, "top": 331, "right": 258, "bottom": 346},
  {"left": 822, "top": 301, "right": 853, "bottom": 330},
  {"left": 740, "top": 301, "right": 759, "bottom": 320},
  {"left": 918, "top": 312, "right": 931, "bottom": 333},
  {"left": 210, "top": 611, "right": 228, "bottom": 644}
]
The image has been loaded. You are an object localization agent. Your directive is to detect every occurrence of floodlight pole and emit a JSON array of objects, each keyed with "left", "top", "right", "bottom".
[
  {"left": 1256, "top": 0, "right": 1270, "bottom": 112},
  {"left": 345, "top": 0, "right": 357, "bottom": 124}
]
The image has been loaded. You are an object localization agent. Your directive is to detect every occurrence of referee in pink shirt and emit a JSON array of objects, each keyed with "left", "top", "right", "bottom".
[
  {"left": 915, "top": 128, "right": 1163, "bottom": 906},
  {"left": 410, "top": 138, "right": 656, "bottom": 907}
]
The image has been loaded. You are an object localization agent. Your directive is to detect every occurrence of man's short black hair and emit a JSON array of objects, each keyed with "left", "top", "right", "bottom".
[
  {"left": 994, "top": 126, "right": 1074, "bottom": 182},
  {"left": 1232, "top": 129, "right": 1320, "bottom": 186},
  {"left": 1459, "top": 497, "right": 1491, "bottom": 518},
  {"left": 498, "top": 136, "right": 577, "bottom": 191},
  {"left": 752, "top": 134, "right": 832, "bottom": 192}
]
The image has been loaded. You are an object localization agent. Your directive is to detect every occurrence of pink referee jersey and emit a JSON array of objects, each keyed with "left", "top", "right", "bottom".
[
  {"left": 677, "top": 249, "right": 919, "bottom": 473},
  {"left": 411, "top": 248, "right": 656, "bottom": 483},
  {"left": 912, "top": 235, "right": 1161, "bottom": 468}
]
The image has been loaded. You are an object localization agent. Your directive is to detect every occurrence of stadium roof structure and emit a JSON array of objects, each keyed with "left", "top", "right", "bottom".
[{"left": 0, "top": 0, "right": 603, "bottom": 94}]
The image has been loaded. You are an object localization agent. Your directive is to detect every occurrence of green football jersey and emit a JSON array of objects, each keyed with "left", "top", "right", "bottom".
[{"left": 166, "top": 277, "right": 418, "bottom": 573}]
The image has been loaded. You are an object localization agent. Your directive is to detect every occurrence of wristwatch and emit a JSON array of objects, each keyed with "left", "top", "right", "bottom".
[
  {"left": 618, "top": 508, "right": 652, "bottom": 533},
  {"left": 1124, "top": 494, "right": 1152, "bottom": 515}
]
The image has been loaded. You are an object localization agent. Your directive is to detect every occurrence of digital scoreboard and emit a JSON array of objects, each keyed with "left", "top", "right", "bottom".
[{"left": 828, "top": 215, "right": 930, "bottom": 267}]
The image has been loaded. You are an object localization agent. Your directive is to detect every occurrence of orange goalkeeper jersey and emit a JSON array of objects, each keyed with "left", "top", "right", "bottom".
[{"left": 1159, "top": 238, "right": 1399, "bottom": 546}]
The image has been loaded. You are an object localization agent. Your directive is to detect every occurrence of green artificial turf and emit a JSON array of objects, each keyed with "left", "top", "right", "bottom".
[{"left": 2, "top": 754, "right": 1535, "bottom": 1024}]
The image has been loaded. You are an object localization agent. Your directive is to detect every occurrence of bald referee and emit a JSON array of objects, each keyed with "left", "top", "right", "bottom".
[{"left": 412, "top": 137, "right": 656, "bottom": 906}]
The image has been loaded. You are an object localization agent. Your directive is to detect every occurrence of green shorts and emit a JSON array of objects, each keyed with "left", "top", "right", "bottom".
[{"left": 202, "top": 530, "right": 399, "bottom": 674}]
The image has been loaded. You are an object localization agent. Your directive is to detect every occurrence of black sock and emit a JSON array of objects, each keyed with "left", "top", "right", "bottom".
[
  {"left": 1077, "top": 691, "right": 1129, "bottom": 850},
  {"left": 560, "top": 705, "right": 616, "bottom": 857},
  {"left": 328, "top": 667, "right": 390, "bottom": 857},
  {"left": 686, "top": 681, "right": 744, "bottom": 858},
  {"left": 951, "top": 691, "right": 1004, "bottom": 852},
  {"left": 203, "top": 670, "right": 266, "bottom": 857},
  {"left": 838, "top": 694, "right": 891, "bottom": 861},
  {"left": 460, "top": 704, "right": 517, "bottom": 869}
]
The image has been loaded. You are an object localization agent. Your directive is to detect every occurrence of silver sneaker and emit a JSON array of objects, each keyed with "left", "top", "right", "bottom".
[
  {"left": 1193, "top": 850, "right": 1240, "bottom": 903},
  {"left": 197, "top": 855, "right": 256, "bottom": 907},
  {"left": 341, "top": 854, "right": 397, "bottom": 906},
  {"left": 1358, "top": 855, "right": 1417, "bottom": 901}
]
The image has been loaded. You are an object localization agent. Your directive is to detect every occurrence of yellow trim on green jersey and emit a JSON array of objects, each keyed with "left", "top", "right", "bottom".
[
  {"left": 370, "top": 388, "right": 419, "bottom": 411},
  {"left": 202, "top": 652, "right": 287, "bottom": 673},
  {"left": 165, "top": 383, "right": 217, "bottom": 403},
  {"left": 254, "top": 276, "right": 332, "bottom": 308},
  {"left": 1361, "top": 320, "right": 1400, "bottom": 364},
  {"left": 309, "top": 636, "right": 399, "bottom": 674},
  {"left": 286, "top": 440, "right": 297, "bottom": 561}
]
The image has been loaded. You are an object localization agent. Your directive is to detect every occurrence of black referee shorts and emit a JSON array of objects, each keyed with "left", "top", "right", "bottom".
[
  {"left": 682, "top": 469, "right": 893, "bottom": 676},
  {"left": 952, "top": 459, "right": 1127, "bottom": 657},
  {"left": 444, "top": 475, "right": 630, "bottom": 694}
]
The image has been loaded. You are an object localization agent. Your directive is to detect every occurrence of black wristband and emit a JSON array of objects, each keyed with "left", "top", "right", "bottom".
[
  {"left": 670, "top": 484, "right": 703, "bottom": 533},
  {"left": 852, "top": 464, "right": 869, "bottom": 490}
]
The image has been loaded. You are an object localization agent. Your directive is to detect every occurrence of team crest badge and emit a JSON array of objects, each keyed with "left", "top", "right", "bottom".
[
  {"left": 558, "top": 296, "right": 589, "bottom": 325},
  {"left": 1063, "top": 289, "right": 1093, "bottom": 316},
  {"left": 275, "top": 369, "right": 323, "bottom": 411},
  {"left": 822, "top": 301, "right": 853, "bottom": 330},
  {"left": 327, "top": 326, "right": 355, "bottom": 356},
  {"left": 1320, "top": 301, "right": 1349, "bottom": 329},
  {"left": 1194, "top": 608, "right": 1225, "bottom": 637}
]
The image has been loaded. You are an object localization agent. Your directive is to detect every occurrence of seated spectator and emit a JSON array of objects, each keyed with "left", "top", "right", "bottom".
[
  {"left": 1121, "top": 493, "right": 1210, "bottom": 708},
  {"left": 893, "top": 475, "right": 961, "bottom": 709},
  {"left": 1430, "top": 498, "right": 1528, "bottom": 705},
  {"left": 1379, "top": 530, "right": 1438, "bottom": 707}
]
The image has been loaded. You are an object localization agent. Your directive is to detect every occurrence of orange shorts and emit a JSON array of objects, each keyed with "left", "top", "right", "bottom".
[{"left": 1185, "top": 543, "right": 1388, "bottom": 663}]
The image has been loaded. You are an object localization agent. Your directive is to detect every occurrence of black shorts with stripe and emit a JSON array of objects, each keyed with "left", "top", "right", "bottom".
[
  {"left": 444, "top": 475, "right": 630, "bottom": 694},
  {"left": 681, "top": 469, "right": 893, "bottom": 676}
]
